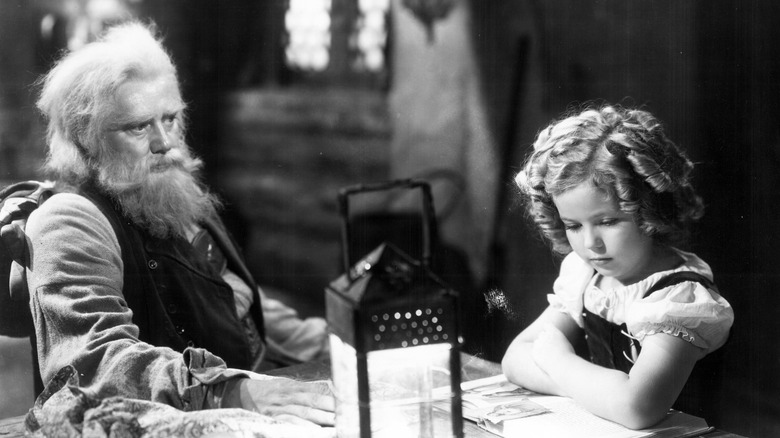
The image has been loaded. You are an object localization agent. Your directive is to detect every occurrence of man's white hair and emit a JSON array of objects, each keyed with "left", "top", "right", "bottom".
[{"left": 36, "top": 21, "right": 182, "bottom": 185}]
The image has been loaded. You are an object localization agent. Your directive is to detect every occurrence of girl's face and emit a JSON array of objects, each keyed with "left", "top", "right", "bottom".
[{"left": 553, "top": 182, "right": 657, "bottom": 285}]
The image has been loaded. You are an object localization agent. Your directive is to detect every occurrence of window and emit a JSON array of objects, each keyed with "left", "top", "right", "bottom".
[
  {"left": 284, "top": 0, "right": 332, "bottom": 72},
  {"left": 351, "top": 0, "right": 390, "bottom": 73},
  {"left": 283, "top": 0, "right": 390, "bottom": 87}
]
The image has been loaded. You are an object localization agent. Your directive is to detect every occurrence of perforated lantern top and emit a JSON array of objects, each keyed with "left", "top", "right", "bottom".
[{"left": 326, "top": 242, "right": 460, "bottom": 353}]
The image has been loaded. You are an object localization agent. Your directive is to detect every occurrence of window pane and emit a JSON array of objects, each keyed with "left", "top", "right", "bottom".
[
  {"left": 351, "top": 0, "right": 390, "bottom": 72},
  {"left": 284, "top": 0, "right": 332, "bottom": 71}
]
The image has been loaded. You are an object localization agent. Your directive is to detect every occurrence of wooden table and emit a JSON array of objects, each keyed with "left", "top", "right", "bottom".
[
  {"left": 265, "top": 353, "right": 745, "bottom": 438},
  {"left": 0, "top": 353, "right": 747, "bottom": 437},
  {"left": 263, "top": 353, "right": 505, "bottom": 437}
]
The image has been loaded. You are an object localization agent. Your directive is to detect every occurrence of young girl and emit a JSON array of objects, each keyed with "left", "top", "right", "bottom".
[{"left": 501, "top": 105, "right": 734, "bottom": 429}]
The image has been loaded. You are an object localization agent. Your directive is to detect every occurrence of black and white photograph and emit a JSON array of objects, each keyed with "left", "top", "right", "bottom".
[{"left": 0, "top": 1, "right": 776, "bottom": 437}]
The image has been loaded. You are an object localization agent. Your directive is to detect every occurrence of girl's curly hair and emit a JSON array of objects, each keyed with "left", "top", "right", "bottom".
[{"left": 515, "top": 104, "right": 704, "bottom": 255}]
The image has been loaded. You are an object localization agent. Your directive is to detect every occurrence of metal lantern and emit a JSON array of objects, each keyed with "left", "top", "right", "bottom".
[{"left": 326, "top": 180, "right": 463, "bottom": 438}]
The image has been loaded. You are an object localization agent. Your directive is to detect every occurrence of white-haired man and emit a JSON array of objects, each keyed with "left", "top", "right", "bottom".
[{"left": 21, "top": 21, "right": 334, "bottom": 427}]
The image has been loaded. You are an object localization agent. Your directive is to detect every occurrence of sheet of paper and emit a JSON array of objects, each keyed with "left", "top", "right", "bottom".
[
  {"left": 501, "top": 396, "right": 645, "bottom": 438},
  {"left": 455, "top": 375, "right": 711, "bottom": 438}
]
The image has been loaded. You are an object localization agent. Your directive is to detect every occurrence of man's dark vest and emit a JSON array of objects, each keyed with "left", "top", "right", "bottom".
[{"left": 79, "top": 185, "right": 265, "bottom": 370}]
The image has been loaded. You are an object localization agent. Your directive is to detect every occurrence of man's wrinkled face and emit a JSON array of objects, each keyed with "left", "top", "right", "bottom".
[
  {"left": 102, "top": 74, "right": 186, "bottom": 173},
  {"left": 92, "top": 73, "right": 219, "bottom": 239}
]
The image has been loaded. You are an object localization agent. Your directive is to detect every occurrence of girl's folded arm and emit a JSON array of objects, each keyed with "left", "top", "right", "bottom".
[{"left": 539, "top": 331, "right": 701, "bottom": 429}]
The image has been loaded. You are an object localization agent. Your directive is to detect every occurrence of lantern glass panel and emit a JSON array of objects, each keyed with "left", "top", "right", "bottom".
[{"left": 330, "top": 333, "right": 457, "bottom": 437}]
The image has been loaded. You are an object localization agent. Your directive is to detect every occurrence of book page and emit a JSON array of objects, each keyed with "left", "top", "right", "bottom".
[
  {"left": 502, "top": 398, "right": 711, "bottom": 438},
  {"left": 637, "top": 411, "right": 712, "bottom": 438},
  {"left": 460, "top": 377, "right": 545, "bottom": 422},
  {"left": 455, "top": 376, "right": 711, "bottom": 438},
  {"left": 500, "top": 396, "right": 646, "bottom": 438}
]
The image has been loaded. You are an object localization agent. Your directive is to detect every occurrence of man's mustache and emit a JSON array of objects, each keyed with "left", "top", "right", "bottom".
[
  {"left": 147, "top": 149, "right": 193, "bottom": 173},
  {"left": 149, "top": 155, "right": 184, "bottom": 173}
]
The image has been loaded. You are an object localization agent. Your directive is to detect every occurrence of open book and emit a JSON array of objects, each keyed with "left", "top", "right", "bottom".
[{"left": 443, "top": 375, "right": 714, "bottom": 438}]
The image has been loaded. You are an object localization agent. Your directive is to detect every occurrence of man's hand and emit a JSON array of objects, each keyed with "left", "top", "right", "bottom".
[
  {"left": 224, "top": 377, "right": 336, "bottom": 428},
  {"left": 532, "top": 323, "right": 576, "bottom": 370}
]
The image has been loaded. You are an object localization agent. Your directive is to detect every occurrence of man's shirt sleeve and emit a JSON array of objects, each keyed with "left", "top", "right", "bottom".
[{"left": 23, "top": 192, "right": 246, "bottom": 410}]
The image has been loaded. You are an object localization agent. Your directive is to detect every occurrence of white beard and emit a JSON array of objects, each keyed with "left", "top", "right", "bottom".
[{"left": 95, "top": 146, "right": 221, "bottom": 239}]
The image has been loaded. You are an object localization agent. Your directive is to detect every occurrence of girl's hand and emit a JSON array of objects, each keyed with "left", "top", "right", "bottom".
[
  {"left": 532, "top": 323, "right": 576, "bottom": 369},
  {"left": 502, "top": 307, "right": 583, "bottom": 397}
]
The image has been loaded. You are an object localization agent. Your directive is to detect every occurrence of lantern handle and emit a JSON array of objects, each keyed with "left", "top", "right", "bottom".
[{"left": 338, "top": 179, "right": 437, "bottom": 279}]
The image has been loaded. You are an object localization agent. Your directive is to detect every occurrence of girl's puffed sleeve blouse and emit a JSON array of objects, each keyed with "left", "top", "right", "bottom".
[{"left": 548, "top": 250, "right": 734, "bottom": 353}]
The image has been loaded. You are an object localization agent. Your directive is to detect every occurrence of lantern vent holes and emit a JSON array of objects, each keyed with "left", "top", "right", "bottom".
[{"left": 370, "top": 307, "right": 449, "bottom": 348}]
